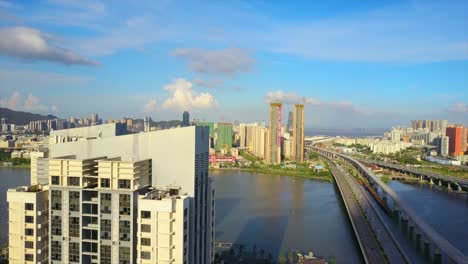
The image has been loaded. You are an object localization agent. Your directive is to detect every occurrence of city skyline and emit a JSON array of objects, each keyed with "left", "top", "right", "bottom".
[{"left": 0, "top": 0, "right": 467, "bottom": 128}]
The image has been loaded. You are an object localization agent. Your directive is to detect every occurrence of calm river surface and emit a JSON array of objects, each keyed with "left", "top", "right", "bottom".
[{"left": 211, "top": 170, "right": 362, "bottom": 262}]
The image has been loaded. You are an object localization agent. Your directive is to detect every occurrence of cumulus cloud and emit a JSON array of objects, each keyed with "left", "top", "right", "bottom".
[
  {"left": 162, "top": 78, "right": 217, "bottom": 110},
  {"left": 192, "top": 78, "right": 224, "bottom": 88},
  {"left": 449, "top": 102, "right": 468, "bottom": 113},
  {"left": 266, "top": 91, "right": 320, "bottom": 105},
  {"left": 171, "top": 48, "right": 254, "bottom": 76},
  {"left": 0, "top": 26, "right": 99, "bottom": 66},
  {"left": 0, "top": 91, "right": 55, "bottom": 112},
  {"left": 51, "top": 105, "right": 59, "bottom": 113},
  {"left": 0, "top": 91, "right": 22, "bottom": 109},
  {"left": 143, "top": 99, "right": 158, "bottom": 113}
]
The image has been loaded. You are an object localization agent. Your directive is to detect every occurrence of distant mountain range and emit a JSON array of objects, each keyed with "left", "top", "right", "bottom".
[{"left": 0, "top": 108, "right": 57, "bottom": 125}]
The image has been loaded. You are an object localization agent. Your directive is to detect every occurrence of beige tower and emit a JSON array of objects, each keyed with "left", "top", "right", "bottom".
[
  {"left": 292, "top": 104, "right": 305, "bottom": 162},
  {"left": 268, "top": 103, "right": 282, "bottom": 164}
]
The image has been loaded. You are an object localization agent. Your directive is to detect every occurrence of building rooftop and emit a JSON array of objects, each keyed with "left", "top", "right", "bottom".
[{"left": 9, "top": 185, "right": 47, "bottom": 193}]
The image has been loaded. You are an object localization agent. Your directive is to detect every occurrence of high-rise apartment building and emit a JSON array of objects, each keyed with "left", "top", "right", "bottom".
[
  {"left": 268, "top": 103, "right": 282, "bottom": 164},
  {"left": 436, "top": 136, "right": 449, "bottom": 157},
  {"left": 287, "top": 111, "right": 293, "bottom": 132},
  {"left": 7, "top": 185, "right": 49, "bottom": 264},
  {"left": 216, "top": 123, "right": 233, "bottom": 151},
  {"left": 292, "top": 104, "right": 305, "bottom": 162},
  {"left": 446, "top": 125, "right": 464, "bottom": 156},
  {"left": 182, "top": 111, "right": 190, "bottom": 127}
]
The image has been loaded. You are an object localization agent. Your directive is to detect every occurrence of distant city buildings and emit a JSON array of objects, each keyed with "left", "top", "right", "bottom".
[
  {"left": 215, "top": 123, "right": 233, "bottom": 151},
  {"left": 446, "top": 125, "right": 464, "bottom": 156},
  {"left": 182, "top": 111, "right": 190, "bottom": 127}
]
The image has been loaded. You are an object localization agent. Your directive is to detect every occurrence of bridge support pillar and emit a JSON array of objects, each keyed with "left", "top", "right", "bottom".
[
  {"left": 420, "top": 175, "right": 423, "bottom": 182},
  {"left": 401, "top": 218, "right": 408, "bottom": 233},
  {"left": 448, "top": 182, "right": 452, "bottom": 191},
  {"left": 415, "top": 233, "right": 422, "bottom": 251},
  {"left": 456, "top": 184, "right": 462, "bottom": 192},
  {"left": 424, "top": 241, "right": 431, "bottom": 260},
  {"left": 429, "top": 178, "right": 434, "bottom": 185},
  {"left": 409, "top": 225, "right": 414, "bottom": 240},
  {"left": 433, "top": 249, "right": 442, "bottom": 264},
  {"left": 438, "top": 179, "right": 442, "bottom": 186},
  {"left": 393, "top": 209, "right": 400, "bottom": 222}
]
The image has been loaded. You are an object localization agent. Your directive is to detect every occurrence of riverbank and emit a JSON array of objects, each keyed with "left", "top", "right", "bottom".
[
  {"left": 210, "top": 167, "right": 333, "bottom": 182},
  {"left": 0, "top": 164, "right": 30, "bottom": 169}
]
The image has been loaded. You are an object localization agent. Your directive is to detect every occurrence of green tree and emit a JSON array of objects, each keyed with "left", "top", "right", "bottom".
[
  {"left": 288, "top": 251, "right": 295, "bottom": 263},
  {"left": 279, "top": 252, "right": 287, "bottom": 264}
]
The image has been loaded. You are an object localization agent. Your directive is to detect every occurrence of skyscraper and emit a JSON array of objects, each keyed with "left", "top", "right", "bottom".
[
  {"left": 287, "top": 111, "right": 293, "bottom": 131},
  {"left": 144, "top": 117, "right": 151, "bottom": 132},
  {"left": 182, "top": 111, "right": 190, "bottom": 127},
  {"left": 216, "top": 123, "right": 233, "bottom": 151},
  {"left": 268, "top": 103, "right": 282, "bottom": 164},
  {"left": 446, "top": 125, "right": 464, "bottom": 156},
  {"left": 292, "top": 104, "right": 305, "bottom": 162}
]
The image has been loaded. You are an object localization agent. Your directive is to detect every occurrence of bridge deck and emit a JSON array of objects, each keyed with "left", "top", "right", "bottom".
[{"left": 330, "top": 162, "right": 390, "bottom": 263}]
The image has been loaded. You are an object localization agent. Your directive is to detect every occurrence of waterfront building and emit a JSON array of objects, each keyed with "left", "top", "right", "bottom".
[
  {"left": 216, "top": 123, "right": 233, "bottom": 151},
  {"left": 292, "top": 104, "right": 305, "bottom": 162},
  {"left": 7, "top": 185, "right": 49, "bottom": 264},
  {"left": 30, "top": 151, "right": 49, "bottom": 185},
  {"left": 268, "top": 103, "right": 282, "bottom": 164},
  {"left": 446, "top": 125, "right": 464, "bottom": 156},
  {"left": 436, "top": 136, "right": 449, "bottom": 157}
]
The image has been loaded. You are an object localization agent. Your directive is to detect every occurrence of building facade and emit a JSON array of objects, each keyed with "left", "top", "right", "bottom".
[
  {"left": 268, "top": 103, "right": 282, "bottom": 164},
  {"left": 446, "top": 126, "right": 464, "bottom": 156},
  {"left": 292, "top": 104, "right": 305, "bottom": 162},
  {"left": 215, "top": 123, "right": 233, "bottom": 151},
  {"left": 7, "top": 185, "right": 49, "bottom": 264}
]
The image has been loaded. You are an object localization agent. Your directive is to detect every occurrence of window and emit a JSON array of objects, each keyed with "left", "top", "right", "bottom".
[
  {"left": 101, "top": 178, "right": 110, "bottom": 188},
  {"left": 100, "top": 219, "right": 111, "bottom": 239},
  {"left": 141, "top": 251, "right": 151, "bottom": 260},
  {"left": 141, "top": 211, "right": 151, "bottom": 219},
  {"left": 140, "top": 237, "right": 151, "bottom": 246},
  {"left": 51, "top": 176, "right": 60, "bottom": 185},
  {"left": 25, "top": 215, "right": 34, "bottom": 223},
  {"left": 24, "top": 203, "right": 34, "bottom": 211},
  {"left": 141, "top": 224, "right": 151, "bottom": 233},
  {"left": 51, "top": 190, "right": 62, "bottom": 210},
  {"left": 101, "top": 193, "right": 112, "bottom": 214},
  {"left": 25, "top": 228, "right": 34, "bottom": 236},
  {"left": 119, "top": 220, "right": 131, "bottom": 241},
  {"left": 69, "top": 217, "right": 80, "bottom": 237},
  {"left": 69, "top": 191, "right": 80, "bottom": 212},
  {"left": 100, "top": 245, "right": 111, "bottom": 264},
  {"left": 119, "top": 247, "right": 130, "bottom": 264},
  {"left": 119, "top": 194, "right": 131, "bottom": 215},
  {"left": 69, "top": 242, "right": 80, "bottom": 263},
  {"left": 51, "top": 216, "right": 62, "bottom": 236},
  {"left": 25, "top": 254, "right": 33, "bottom": 261},
  {"left": 118, "top": 179, "right": 131, "bottom": 189},
  {"left": 51, "top": 241, "right": 61, "bottom": 261},
  {"left": 68, "top": 177, "right": 80, "bottom": 186},
  {"left": 24, "top": 241, "right": 34, "bottom": 249}
]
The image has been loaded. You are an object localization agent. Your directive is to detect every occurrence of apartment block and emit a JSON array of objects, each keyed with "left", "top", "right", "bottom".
[
  {"left": 7, "top": 185, "right": 49, "bottom": 264},
  {"left": 137, "top": 188, "right": 190, "bottom": 263}
]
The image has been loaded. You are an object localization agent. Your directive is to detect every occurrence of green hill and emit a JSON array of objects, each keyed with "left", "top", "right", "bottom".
[{"left": 0, "top": 108, "right": 57, "bottom": 125}]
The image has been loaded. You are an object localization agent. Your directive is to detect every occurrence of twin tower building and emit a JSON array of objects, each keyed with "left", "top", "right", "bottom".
[
  {"left": 7, "top": 124, "right": 214, "bottom": 264},
  {"left": 268, "top": 103, "right": 305, "bottom": 164}
]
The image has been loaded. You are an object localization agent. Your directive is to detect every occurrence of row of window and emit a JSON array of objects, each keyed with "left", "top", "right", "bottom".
[{"left": 51, "top": 176, "right": 132, "bottom": 190}]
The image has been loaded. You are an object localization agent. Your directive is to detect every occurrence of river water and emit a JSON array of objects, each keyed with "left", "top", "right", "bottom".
[{"left": 212, "top": 170, "right": 362, "bottom": 262}]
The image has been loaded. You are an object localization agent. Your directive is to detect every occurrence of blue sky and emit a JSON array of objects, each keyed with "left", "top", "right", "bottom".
[{"left": 0, "top": 0, "right": 467, "bottom": 128}]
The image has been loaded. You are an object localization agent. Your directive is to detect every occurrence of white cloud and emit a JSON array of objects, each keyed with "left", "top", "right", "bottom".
[
  {"left": 162, "top": 78, "right": 217, "bottom": 110},
  {"left": 0, "top": 91, "right": 21, "bottom": 109},
  {"left": 0, "top": 91, "right": 52, "bottom": 112},
  {"left": 143, "top": 99, "right": 158, "bottom": 113},
  {"left": 266, "top": 91, "right": 319, "bottom": 105},
  {"left": 51, "top": 105, "right": 59, "bottom": 113},
  {"left": 0, "top": 26, "right": 99, "bottom": 66},
  {"left": 172, "top": 48, "right": 255, "bottom": 76},
  {"left": 449, "top": 102, "right": 468, "bottom": 113}
]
